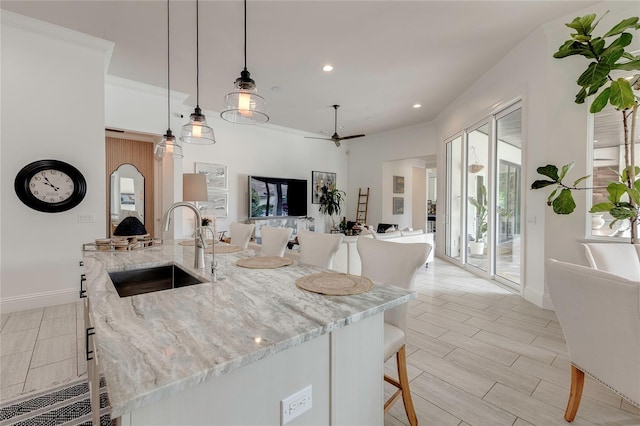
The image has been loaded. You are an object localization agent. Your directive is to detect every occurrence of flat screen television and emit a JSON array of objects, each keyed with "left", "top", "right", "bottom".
[{"left": 249, "top": 176, "right": 307, "bottom": 218}]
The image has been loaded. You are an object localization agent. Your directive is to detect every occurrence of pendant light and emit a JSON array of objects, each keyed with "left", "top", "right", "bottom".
[
  {"left": 181, "top": 0, "right": 215, "bottom": 144},
  {"left": 157, "top": 0, "right": 183, "bottom": 159},
  {"left": 220, "top": 0, "right": 268, "bottom": 125}
]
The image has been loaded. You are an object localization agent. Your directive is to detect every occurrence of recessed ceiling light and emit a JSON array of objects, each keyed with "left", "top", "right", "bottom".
[
  {"left": 413, "top": 104, "right": 421, "bottom": 109},
  {"left": 323, "top": 65, "right": 333, "bottom": 72}
]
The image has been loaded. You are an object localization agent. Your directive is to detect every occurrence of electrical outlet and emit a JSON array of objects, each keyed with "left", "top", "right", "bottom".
[
  {"left": 78, "top": 213, "right": 94, "bottom": 223},
  {"left": 281, "top": 385, "right": 312, "bottom": 425}
]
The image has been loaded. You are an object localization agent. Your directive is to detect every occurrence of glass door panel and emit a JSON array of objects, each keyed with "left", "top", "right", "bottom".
[
  {"left": 466, "top": 123, "right": 490, "bottom": 272},
  {"left": 495, "top": 107, "right": 522, "bottom": 285},
  {"left": 445, "top": 136, "right": 463, "bottom": 260}
]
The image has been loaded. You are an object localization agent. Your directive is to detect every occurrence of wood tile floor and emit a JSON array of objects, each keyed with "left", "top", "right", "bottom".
[{"left": 1, "top": 258, "right": 638, "bottom": 425}]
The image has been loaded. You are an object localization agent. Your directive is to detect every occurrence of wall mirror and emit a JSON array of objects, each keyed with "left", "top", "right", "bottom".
[{"left": 110, "top": 163, "right": 145, "bottom": 235}]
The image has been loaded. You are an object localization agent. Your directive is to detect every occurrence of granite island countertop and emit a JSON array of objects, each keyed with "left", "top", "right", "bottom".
[{"left": 83, "top": 241, "right": 415, "bottom": 418}]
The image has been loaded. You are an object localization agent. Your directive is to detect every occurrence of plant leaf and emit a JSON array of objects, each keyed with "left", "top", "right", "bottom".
[
  {"left": 602, "top": 17, "right": 640, "bottom": 38},
  {"left": 627, "top": 187, "right": 640, "bottom": 205},
  {"left": 566, "top": 14, "right": 596, "bottom": 36},
  {"left": 536, "top": 165, "right": 560, "bottom": 181},
  {"left": 548, "top": 188, "right": 558, "bottom": 203},
  {"left": 590, "top": 202, "right": 615, "bottom": 213},
  {"left": 551, "top": 189, "right": 576, "bottom": 214},
  {"left": 613, "top": 58, "right": 640, "bottom": 71},
  {"left": 610, "top": 206, "right": 635, "bottom": 220},
  {"left": 587, "top": 78, "right": 608, "bottom": 96},
  {"left": 621, "top": 166, "right": 640, "bottom": 181},
  {"left": 601, "top": 46, "right": 625, "bottom": 66},
  {"left": 601, "top": 32, "right": 633, "bottom": 56},
  {"left": 559, "top": 162, "right": 575, "bottom": 180},
  {"left": 553, "top": 40, "right": 591, "bottom": 58},
  {"left": 573, "top": 175, "right": 590, "bottom": 186},
  {"left": 607, "top": 181, "right": 627, "bottom": 203},
  {"left": 577, "top": 62, "right": 611, "bottom": 87},
  {"left": 590, "top": 87, "right": 610, "bottom": 113},
  {"left": 609, "top": 78, "right": 635, "bottom": 110},
  {"left": 575, "top": 87, "right": 588, "bottom": 104},
  {"left": 531, "top": 180, "right": 557, "bottom": 189}
]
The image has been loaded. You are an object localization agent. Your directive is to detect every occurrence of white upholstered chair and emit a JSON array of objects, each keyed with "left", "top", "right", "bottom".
[
  {"left": 357, "top": 237, "right": 430, "bottom": 426},
  {"left": 297, "top": 230, "right": 344, "bottom": 269},
  {"left": 260, "top": 226, "right": 293, "bottom": 257},
  {"left": 229, "top": 222, "right": 255, "bottom": 249},
  {"left": 582, "top": 243, "right": 640, "bottom": 280},
  {"left": 546, "top": 258, "right": 640, "bottom": 422}
]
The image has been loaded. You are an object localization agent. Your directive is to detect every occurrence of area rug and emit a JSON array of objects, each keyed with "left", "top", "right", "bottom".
[{"left": 0, "top": 377, "right": 113, "bottom": 426}]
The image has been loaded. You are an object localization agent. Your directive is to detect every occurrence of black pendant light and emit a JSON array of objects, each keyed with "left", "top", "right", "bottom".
[
  {"left": 220, "top": 0, "right": 268, "bottom": 125},
  {"left": 156, "top": 0, "right": 183, "bottom": 159},
  {"left": 181, "top": 0, "right": 215, "bottom": 144}
]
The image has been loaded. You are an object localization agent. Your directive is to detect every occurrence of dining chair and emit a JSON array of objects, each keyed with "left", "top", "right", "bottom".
[
  {"left": 229, "top": 222, "right": 255, "bottom": 249},
  {"left": 260, "top": 226, "right": 293, "bottom": 257},
  {"left": 357, "top": 237, "right": 429, "bottom": 426},
  {"left": 297, "top": 230, "right": 344, "bottom": 269},
  {"left": 546, "top": 258, "right": 639, "bottom": 421}
]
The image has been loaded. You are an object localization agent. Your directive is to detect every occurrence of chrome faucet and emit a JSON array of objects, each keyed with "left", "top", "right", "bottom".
[
  {"left": 162, "top": 202, "right": 206, "bottom": 269},
  {"left": 199, "top": 226, "right": 219, "bottom": 282}
]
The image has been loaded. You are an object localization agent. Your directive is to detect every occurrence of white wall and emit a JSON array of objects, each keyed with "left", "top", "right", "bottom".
[
  {"left": 347, "top": 122, "right": 437, "bottom": 228},
  {"left": 1, "top": 12, "right": 113, "bottom": 312}
]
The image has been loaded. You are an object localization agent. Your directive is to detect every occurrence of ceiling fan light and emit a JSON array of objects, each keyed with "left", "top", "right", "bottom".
[{"left": 181, "top": 107, "right": 216, "bottom": 144}]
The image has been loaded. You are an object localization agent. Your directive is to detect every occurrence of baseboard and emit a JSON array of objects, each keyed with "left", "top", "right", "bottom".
[
  {"left": 523, "top": 285, "right": 554, "bottom": 311},
  {"left": 0, "top": 288, "right": 79, "bottom": 313}
]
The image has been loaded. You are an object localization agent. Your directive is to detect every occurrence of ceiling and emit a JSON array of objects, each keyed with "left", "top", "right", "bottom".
[{"left": 2, "top": 1, "right": 599, "bottom": 138}]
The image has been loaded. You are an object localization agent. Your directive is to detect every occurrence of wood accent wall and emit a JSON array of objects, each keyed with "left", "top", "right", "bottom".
[{"left": 106, "top": 137, "right": 154, "bottom": 237}]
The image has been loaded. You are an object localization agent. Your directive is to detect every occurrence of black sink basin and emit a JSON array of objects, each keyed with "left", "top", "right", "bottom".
[{"left": 108, "top": 264, "right": 206, "bottom": 297}]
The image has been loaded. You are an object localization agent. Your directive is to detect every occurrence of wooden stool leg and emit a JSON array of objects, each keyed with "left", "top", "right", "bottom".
[
  {"left": 564, "top": 365, "right": 585, "bottom": 422},
  {"left": 397, "top": 345, "right": 418, "bottom": 426}
]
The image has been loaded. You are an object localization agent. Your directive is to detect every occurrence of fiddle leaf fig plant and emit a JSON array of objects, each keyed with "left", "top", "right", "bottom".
[
  {"left": 318, "top": 184, "right": 345, "bottom": 217},
  {"left": 531, "top": 12, "right": 640, "bottom": 243}
]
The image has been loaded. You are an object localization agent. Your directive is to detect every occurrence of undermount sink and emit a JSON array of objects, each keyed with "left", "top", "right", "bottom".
[{"left": 108, "top": 264, "right": 206, "bottom": 298}]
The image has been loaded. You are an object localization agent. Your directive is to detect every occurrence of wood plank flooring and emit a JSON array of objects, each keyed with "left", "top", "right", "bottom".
[{"left": 1, "top": 258, "right": 638, "bottom": 425}]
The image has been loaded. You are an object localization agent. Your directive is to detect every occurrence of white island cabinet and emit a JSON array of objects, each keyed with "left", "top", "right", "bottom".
[{"left": 83, "top": 242, "right": 414, "bottom": 425}]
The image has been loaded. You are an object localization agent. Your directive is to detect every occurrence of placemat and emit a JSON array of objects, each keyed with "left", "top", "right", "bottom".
[
  {"left": 236, "top": 256, "right": 294, "bottom": 269},
  {"left": 204, "top": 245, "right": 242, "bottom": 254},
  {"left": 179, "top": 239, "right": 214, "bottom": 246},
  {"left": 295, "top": 272, "right": 374, "bottom": 296}
]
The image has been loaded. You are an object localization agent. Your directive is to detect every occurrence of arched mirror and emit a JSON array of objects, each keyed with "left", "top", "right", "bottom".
[{"left": 110, "top": 163, "right": 144, "bottom": 235}]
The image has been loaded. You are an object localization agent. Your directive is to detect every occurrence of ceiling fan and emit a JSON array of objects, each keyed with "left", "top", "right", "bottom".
[{"left": 305, "top": 105, "right": 365, "bottom": 147}]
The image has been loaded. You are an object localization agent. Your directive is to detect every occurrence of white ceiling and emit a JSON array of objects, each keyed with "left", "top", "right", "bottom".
[{"left": 2, "top": 0, "right": 598, "bottom": 138}]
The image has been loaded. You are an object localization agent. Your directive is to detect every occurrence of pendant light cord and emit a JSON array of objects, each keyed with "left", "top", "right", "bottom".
[
  {"left": 196, "top": 0, "right": 200, "bottom": 107},
  {"left": 243, "top": 0, "right": 247, "bottom": 71},
  {"left": 166, "top": 0, "right": 171, "bottom": 130}
]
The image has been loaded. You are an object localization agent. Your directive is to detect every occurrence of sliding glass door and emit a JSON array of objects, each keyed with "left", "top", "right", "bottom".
[{"left": 444, "top": 102, "right": 522, "bottom": 288}]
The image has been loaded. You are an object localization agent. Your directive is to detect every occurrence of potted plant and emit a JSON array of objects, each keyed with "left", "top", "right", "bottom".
[
  {"left": 531, "top": 12, "right": 640, "bottom": 243},
  {"left": 318, "top": 184, "right": 345, "bottom": 232},
  {"left": 469, "top": 185, "right": 488, "bottom": 255}
]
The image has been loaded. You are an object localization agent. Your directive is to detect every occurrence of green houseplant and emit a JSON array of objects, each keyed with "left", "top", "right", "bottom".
[
  {"left": 469, "top": 184, "right": 488, "bottom": 255},
  {"left": 318, "top": 184, "right": 345, "bottom": 232},
  {"left": 531, "top": 12, "right": 640, "bottom": 243}
]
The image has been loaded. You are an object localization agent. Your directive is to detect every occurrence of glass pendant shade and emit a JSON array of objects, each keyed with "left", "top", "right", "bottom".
[
  {"left": 181, "top": 107, "right": 215, "bottom": 144},
  {"left": 160, "top": 129, "right": 183, "bottom": 159},
  {"left": 221, "top": 70, "right": 268, "bottom": 124}
]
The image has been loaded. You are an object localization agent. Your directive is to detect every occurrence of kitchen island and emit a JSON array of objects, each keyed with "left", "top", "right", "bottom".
[{"left": 83, "top": 241, "right": 415, "bottom": 425}]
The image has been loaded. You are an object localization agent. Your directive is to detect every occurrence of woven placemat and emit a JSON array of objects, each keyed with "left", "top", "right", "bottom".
[
  {"left": 179, "top": 239, "right": 215, "bottom": 246},
  {"left": 295, "top": 272, "right": 374, "bottom": 296},
  {"left": 236, "top": 256, "right": 294, "bottom": 269},
  {"left": 204, "top": 245, "right": 242, "bottom": 254}
]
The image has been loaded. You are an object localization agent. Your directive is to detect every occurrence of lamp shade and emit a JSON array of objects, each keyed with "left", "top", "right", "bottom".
[
  {"left": 181, "top": 107, "right": 216, "bottom": 144},
  {"left": 183, "top": 173, "right": 208, "bottom": 202},
  {"left": 220, "top": 69, "right": 268, "bottom": 124}
]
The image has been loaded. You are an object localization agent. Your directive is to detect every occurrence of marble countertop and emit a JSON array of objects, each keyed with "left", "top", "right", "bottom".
[{"left": 83, "top": 241, "right": 415, "bottom": 417}]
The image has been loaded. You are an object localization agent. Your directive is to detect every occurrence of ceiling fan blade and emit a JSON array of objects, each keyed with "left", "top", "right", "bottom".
[
  {"left": 339, "top": 134, "right": 366, "bottom": 140},
  {"left": 304, "top": 136, "right": 333, "bottom": 141}
]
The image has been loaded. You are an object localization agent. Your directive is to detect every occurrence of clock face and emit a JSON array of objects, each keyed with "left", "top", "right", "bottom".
[
  {"left": 28, "top": 169, "right": 75, "bottom": 204},
  {"left": 15, "top": 160, "right": 87, "bottom": 213}
]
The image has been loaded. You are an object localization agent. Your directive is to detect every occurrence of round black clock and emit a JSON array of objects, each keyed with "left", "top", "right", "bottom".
[{"left": 14, "top": 159, "right": 87, "bottom": 213}]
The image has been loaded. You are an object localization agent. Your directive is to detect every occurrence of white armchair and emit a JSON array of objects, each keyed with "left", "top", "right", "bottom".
[
  {"left": 546, "top": 259, "right": 639, "bottom": 422},
  {"left": 582, "top": 243, "right": 640, "bottom": 280}
]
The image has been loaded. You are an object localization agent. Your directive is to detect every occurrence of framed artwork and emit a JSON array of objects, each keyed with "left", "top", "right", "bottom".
[
  {"left": 197, "top": 191, "right": 228, "bottom": 218},
  {"left": 393, "top": 197, "right": 404, "bottom": 215},
  {"left": 312, "top": 171, "right": 336, "bottom": 204},
  {"left": 393, "top": 175, "right": 404, "bottom": 194},
  {"left": 195, "top": 163, "right": 228, "bottom": 190}
]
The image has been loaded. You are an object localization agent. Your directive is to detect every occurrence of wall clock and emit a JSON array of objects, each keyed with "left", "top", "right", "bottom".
[{"left": 14, "top": 159, "right": 87, "bottom": 213}]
